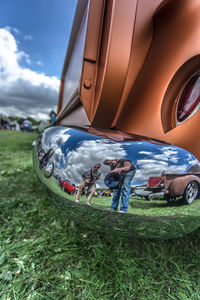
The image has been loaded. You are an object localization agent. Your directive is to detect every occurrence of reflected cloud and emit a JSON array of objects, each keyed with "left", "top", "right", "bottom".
[
  {"left": 40, "top": 126, "right": 198, "bottom": 187},
  {"left": 63, "top": 139, "right": 126, "bottom": 186},
  {"left": 42, "top": 127, "right": 126, "bottom": 186}
]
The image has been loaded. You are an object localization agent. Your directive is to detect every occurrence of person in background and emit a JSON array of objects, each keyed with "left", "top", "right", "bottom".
[
  {"left": 75, "top": 164, "right": 101, "bottom": 205},
  {"left": 103, "top": 158, "right": 136, "bottom": 213}
]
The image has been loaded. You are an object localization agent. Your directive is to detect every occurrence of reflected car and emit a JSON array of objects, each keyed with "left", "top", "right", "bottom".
[
  {"left": 62, "top": 180, "right": 76, "bottom": 195},
  {"left": 138, "top": 167, "right": 200, "bottom": 204}
]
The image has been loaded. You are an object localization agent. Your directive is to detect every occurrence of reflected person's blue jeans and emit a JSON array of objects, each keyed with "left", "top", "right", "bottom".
[{"left": 110, "top": 169, "right": 135, "bottom": 212}]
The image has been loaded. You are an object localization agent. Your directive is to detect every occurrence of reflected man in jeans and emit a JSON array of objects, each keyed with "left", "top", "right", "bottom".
[{"left": 103, "top": 159, "right": 136, "bottom": 213}]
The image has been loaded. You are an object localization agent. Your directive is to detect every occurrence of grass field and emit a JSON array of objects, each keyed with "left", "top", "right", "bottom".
[{"left": 1, "top": 130, "right": 200, "bottom": 299}]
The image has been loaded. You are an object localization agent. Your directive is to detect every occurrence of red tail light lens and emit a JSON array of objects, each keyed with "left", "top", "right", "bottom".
[{"left": 177, "top": 72, "right": 200, "bottom": 123}]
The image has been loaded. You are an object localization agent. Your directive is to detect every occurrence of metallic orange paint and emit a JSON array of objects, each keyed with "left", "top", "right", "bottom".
[{"left": 57, "top": 0, "right": 200, "bottom": 160}]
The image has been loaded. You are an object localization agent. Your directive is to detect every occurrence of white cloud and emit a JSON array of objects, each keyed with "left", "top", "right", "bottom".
[
  {"left": 134, "top": 146, "right": 188, "bottom": 184},
  {"left": 62, "top": 139, "right": 126, "bottom": 186},
  {"left": 0, "top": 28, "right": 60, "bottom": 120},
  {"left": 36, "top": 61, "right": 43, "bottom": 66},
  {"left": 186, "top": 153, "right": 200, "bottom": 166},
  {"left": 139, "top": 151, "right": 153, "bottom": 156},
  {"left": 4, "top": 26, "right": 21, "bottom": 35},
  {"left": 42, "top": 127, "right": 126, "bottom": 187},
  {"left": 24, "top": 35, "right": 33, "bottom": 41},
  {"left": 12, "top": 28, "right": 21, "bottom": 35},
  {"left": 17, "top": 51, "right": 31, "bottom": 65}
]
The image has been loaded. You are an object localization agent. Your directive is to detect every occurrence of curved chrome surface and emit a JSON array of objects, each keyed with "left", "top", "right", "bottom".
[{"left": 32, "top": 126, "right": 200, "bottom": 239}]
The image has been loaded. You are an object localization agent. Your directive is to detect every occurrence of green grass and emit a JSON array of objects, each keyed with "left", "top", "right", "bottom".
[{"left": 1, "top": 130, "right": 200, "bottom": 299}]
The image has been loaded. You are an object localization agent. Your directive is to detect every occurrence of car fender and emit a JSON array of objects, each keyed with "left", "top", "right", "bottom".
[{"left": 168, "top": 175, "right": 200, "bottom": 196}]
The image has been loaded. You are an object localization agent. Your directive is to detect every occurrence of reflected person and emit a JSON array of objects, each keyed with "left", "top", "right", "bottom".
[
  {"left": 75, "top": 164, "right": 101, "bottom": 205},
  {"left": 103, "top": 159, "right": 136, "bottom": 212}
]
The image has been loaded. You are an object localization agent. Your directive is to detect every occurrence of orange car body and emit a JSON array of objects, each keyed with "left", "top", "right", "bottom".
[
  {"left": 163, "top": 174, "right": 200, "bottom": 197},
  {"left": 57, "top": 0, "right": 200, "bottom": 160}
]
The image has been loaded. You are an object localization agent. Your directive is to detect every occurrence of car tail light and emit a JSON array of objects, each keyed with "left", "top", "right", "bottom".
[
  {"left": 148, "top": 176, "right": 163, "bottom": 187},
  {"left": 176, "top": 72, "right": 200, "bottom": 123}
]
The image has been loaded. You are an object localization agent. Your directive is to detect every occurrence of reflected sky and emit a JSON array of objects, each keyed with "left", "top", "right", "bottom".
[{"left": 41, "top": 126, "right": 199, "bottom": 187}]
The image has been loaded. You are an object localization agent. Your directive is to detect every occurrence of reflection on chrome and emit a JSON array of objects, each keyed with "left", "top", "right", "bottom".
[
  {"left": 39, "top": 127, "right": 131, "bottom": 186},
  {"left": 32, "top": 126, "right": 200, "bottom": 239}
]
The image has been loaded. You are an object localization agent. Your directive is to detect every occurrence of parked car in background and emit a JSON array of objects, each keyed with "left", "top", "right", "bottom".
[
  {"left": 138, "top": 165, "right": 200, "bottom": 204},
  {"left": 61, "top": 179, "right": 76, "bottom": 195}
]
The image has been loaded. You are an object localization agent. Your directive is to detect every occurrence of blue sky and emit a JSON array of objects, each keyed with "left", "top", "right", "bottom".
[
  {"left": 0, "top": 0, "right": 77, "bottom": 119},
  {"left": 0, "top": 0, "right": 77, "bottom": 77}
]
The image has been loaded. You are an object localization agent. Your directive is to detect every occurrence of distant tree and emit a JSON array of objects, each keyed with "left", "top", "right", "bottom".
[
  {"left": 27, "top": 117, "right": 40, "bottom": 125},
  {"left": 7, "top": 116, "right": 40, "bottom": 125}
]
